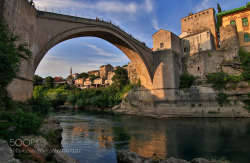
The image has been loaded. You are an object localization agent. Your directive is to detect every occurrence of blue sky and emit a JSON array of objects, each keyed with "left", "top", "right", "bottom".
[{"left": 34, "top": 0, "right": 249, "bottom": 78}]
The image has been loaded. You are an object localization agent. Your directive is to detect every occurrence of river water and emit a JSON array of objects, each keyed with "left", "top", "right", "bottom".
[{"left": 54, "top": 110, "right": 250, "bottom": 163}]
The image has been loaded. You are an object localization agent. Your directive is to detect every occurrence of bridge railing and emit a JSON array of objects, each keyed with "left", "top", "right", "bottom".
[{"left": 34, "top": 5, "right": 150, "bottom": 50}]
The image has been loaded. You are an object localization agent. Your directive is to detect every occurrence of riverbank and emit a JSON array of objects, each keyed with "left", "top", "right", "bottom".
[{"left": 0, "top": 116, "right": 79, "bottom": 163}]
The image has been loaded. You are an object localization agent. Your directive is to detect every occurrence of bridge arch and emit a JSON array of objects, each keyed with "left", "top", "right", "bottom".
[{"left": 34, "top": 20, "right": 154, "bottom": 89}]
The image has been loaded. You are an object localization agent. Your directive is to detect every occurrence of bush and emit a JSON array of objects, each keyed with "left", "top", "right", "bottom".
[
  {"left": 90, "top": 95, "right": 109, "bottom": 108},
  {"left": 206, "top": 72, "right": 230, "bottom": 90},
  {"left": 238, "top": 48, "right": 250, "bottom": 81},
  {"left": 76, "top": 99, "right": 86, "bottom": 108},
  {"left": 179, "top": 72, "right": 194, "bottom": 89},
  {"left": 216, "top": 92, "right": 230, "bottom": 106},
  {"left": 0, "top": 109, "right": 42, "bottom": 140},
  {"left": 67, "top": 94, "right": 77, "bottom": 105},
  {"left": 28, "top": 97, "right": 51, "bottom": 117}
]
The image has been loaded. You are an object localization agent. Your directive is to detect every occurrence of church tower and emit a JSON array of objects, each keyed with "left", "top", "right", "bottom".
[{"left": 70, "top": 67, "right": 72, "bottom": 76}]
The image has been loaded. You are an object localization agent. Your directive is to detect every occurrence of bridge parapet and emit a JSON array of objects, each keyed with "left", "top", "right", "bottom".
[{"left": 36, "top": 11, "right": 151, "bottom": 52}]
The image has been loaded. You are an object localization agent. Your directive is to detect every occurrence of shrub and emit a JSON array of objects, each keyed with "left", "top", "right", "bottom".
[
  {"left": 0, "top": 109, "right": 42, "bottom": 140},
  {"left": 206, "top": 72, "right": 230, "bottom": 90},
  {"left": 179, "top": 72, "right": 194, "bottom": 89},
  {"left": 67, "top": 94, "right": 77, "bottom": 105},
  {"left": 238, "top": 48, "right": 250, "bottom": 81},
  {"left": 90, "top": 95, "right": 109, "bottom": 108},
  {"left": 216, "top": 92, "right": 230, "bottom": 106},
  {"left": 76, "top": 99, "right": 86, "bottom": 108},
  {"left": 28, "top": 97, "right": 51, "bottom": 117}
]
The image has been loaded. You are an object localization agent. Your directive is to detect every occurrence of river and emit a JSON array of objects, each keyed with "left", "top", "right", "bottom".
[{"left": 53, "top": 110, "right": 250, "bottom": 163}]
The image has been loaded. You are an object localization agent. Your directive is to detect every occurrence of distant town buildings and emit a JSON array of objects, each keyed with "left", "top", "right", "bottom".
[
  {"left": 88, "top": 70, "right": 100, "bottom": 76},
  {"left": 72, "top": 73, "right": 79, "bottom": 80},
  {"left": 100, "top": 64, "right": 113, "bottom": 79}
]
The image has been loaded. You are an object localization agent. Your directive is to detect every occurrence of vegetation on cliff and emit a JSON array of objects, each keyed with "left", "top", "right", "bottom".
[{"left": 179, "top": 72, "right": 194, "bottom": 89}]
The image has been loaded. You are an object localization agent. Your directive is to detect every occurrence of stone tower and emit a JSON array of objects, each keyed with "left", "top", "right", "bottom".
[{"left": 70, "top": 67, "right": 72, "bottom": 76}]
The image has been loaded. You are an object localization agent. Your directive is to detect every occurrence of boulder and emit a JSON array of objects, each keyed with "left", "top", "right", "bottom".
[
  {"left": 116, "top": 150, "right": 190, "bottom": 163},
  {"left": 192, "top": 158, "right": 220, "bottom": 163},
  {"left": 52, "top": 152, "right": 79, "bottom": 163},
  {"left": 0, "top": 139, "right": 21, "bottom": 163},
  {"left": 19, "top": 135, "right": 49, "bottom": 161}
]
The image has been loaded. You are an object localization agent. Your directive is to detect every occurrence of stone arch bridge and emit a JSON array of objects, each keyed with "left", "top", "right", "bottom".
[{"left": 1, "top": 0, "right": 180, "bottom": 102}]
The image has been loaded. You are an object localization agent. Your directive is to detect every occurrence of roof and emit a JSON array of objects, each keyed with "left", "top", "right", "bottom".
[
  {"left": 217, "top": 2, "right": 250, "bottom": 29},
  {"left": 181, "top": 8, "right": 214, "bottom": 19}
]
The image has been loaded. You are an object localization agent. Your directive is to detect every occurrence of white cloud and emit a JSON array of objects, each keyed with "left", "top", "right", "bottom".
[
  {"left": 193, "top": 0, "right": 214, "bottom": 12},
  {"left": 152, "top": 18, "right": 159, "bottom": 31},
  {"left": 145, "top": 0, "right": 153, "bottom": 13},
  {"left": 85, "top": 44, "right": 117, "bottom": 57},
  {"left": 35, "top": 0, "right": 138, "bottom": 14}
]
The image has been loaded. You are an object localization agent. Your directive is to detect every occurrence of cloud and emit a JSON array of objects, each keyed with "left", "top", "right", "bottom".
[
  {"left": 152, "top": 18, "right": 159, "bottom": 31},
  {"left": 85, "top": 44, "right": 117, "bottom": 57},
  {"left": 193, "top": 0, "right": 214, "bottom": 12},
  {"left": 35, "top": 0, "right": 138, "bottom": 14}
]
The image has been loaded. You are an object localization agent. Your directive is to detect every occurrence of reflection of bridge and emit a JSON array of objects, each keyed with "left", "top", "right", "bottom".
[{"left": 1, "top": 0, "right": 180, "bottom": 102}]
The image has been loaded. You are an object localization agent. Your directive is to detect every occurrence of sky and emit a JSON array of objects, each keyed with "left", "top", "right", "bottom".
[{"left": 34, "top": 0, "right": 249, "bottom": 78}]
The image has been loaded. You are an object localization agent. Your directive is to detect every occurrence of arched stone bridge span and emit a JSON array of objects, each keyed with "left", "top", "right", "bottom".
[{"left": 34, "top": 11, "right": 154, "bottom": 90}]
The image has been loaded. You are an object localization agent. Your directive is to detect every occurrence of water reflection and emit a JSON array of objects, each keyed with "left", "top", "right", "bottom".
[{"left": 54, "top": 111, "right": 250, "bottom": 163}]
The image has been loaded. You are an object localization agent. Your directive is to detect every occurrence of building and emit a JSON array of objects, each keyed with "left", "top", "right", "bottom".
[
  {"left": 217, "top": 2, "right": 250, "bottom": 51},
  {"left": 84, "top": 78, "right": 92, "bottom": 87},
  {"left": 100, "top": 64, "right": 113, "bottom": 79},
  {"left": 93, "top": 78, "right": 104, "bottom": 86},
  {"left": 128, "top": 62, "right": 140, "bottom": 84},
  {"left": 88, "top": 70, "right": 100, "bottom": 76},
  {"left": 107, "top": 71, "right": 115, "bottom": 85},
  {"left": 72, "top": 73, "right": 79, "bottom": 80},
  {"left": 180, "top": 8, "right": 219, "bottom": 49},
  {"left": 75, "top": 78, "right": 86, "bottom": 86},
  {"left": 54, "top": 77, "right": 63, "bottom": 83},
  {"left": 152, "top": 29, "right": 181, "bottom": 53}
]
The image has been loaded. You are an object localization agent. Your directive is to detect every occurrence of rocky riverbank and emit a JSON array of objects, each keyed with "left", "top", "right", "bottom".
[
  {"left": 0, "top": 117, "right": 79, "bottom": 163},
  {"left": 117, "top": 150, "right": 225, "bottom": 163}
]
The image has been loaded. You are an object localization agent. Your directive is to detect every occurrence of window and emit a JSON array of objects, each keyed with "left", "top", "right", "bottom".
[
  {"left": 242, "top": 17, "right": 249, "bottom": 26},
  {"left": 230, "top": 20, "right": 236, "bottom": 25},
  {"left": 244, "top": 33, "right": 250, "bottom": 42},
  {"left": 160, "top": 43, "right": 164, "bottom": 48},
  {"left": 197, "top": 67, "right": 200, "bottom": 71}
]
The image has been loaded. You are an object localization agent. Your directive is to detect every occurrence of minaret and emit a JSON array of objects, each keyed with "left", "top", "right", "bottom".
[{"left": 70, "top": 67, "right": 72, "bottom": 76}]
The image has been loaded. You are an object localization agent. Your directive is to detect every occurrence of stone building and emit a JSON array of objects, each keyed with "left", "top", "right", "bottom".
[
  {"left": 93, "top": 78, "right": 104, "bottom": 86},
  {"left": 107, "top": 71, "right": 115, "bottom": 85},
  {"left": 180, "top": 8, "right": 219, "bottom": 49},
  {"left": 75, "top": 78, "right": 86, "bottom": 86},
  {"left": 217, "top": 2, "right": 250, "bottom": 52},
  {"left": 72, "top": 73, "right": 79, "bottom": 80},
  {"left": 100, "top": 64, "right": 113, "bottom": 79},
  {"left": 88, "top": 70, "right": 100, "bottom": 76},
  {"left": 128, "top": 62, "right": 140, "bottom": 84}
]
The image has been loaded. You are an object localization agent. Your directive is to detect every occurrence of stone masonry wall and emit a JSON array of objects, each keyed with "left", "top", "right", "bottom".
[
  {"left": 2, "top": 0, "right": 37, "bottom": 100},
  {"left": 219, "top": 25, "right": 239, "bottom": 61},
  {"left": 128, "top": 62, "right": 140, "bottom": 84}
]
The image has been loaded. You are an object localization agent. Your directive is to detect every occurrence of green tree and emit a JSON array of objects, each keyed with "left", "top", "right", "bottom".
[
  {"left": 238, "top": 48, "right": 250, "bottom": 81},
  {"left": 34, "top": 75, "right": 43, "bottom": 86},
  {"left": 44, "top": 76, "right": 54, "bottom": 88},
  {"left": 112, "top": 67, "right": 129, "bottom": 88},
  {"left": 217, "top": 3, "right": 222, "bottom": 13},
  {"left": 78, "top": 72, "right": 89, "bottom": 79},
  {"left": 179, "top": 72, "right": 194, "bottom": 89},
  {"left": 0, "top": 22, "right": 31, "bottom": 108}
]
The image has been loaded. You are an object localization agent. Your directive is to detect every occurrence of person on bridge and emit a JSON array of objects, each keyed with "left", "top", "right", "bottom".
[{"left": 30, "top": 0, "right": 35, "bottom": 6}]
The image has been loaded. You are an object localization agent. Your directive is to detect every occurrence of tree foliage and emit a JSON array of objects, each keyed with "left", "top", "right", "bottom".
[
  {"left": 112, "top": 67, "right": 129, "bottom": 89},
  {"left": 238, "top": 48, "right": 250, "bottom": 81},
  {"left": 34, "top": 75, "right": 43, "bottom": 86},
  {"left": 179, "top": 72, "right": 194, "bottom": 89},
  {"left": 78, "top": 72, "right": 89, "bottom": 79},
  {"left": 0, "top": 22, "right": 31, "bottom": 91},
  {"left": 44, "top": 76, "right": 54, "bottom": 88},
  {"left": 217, "top": 3, "right": 222, "bottom": 13}
]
